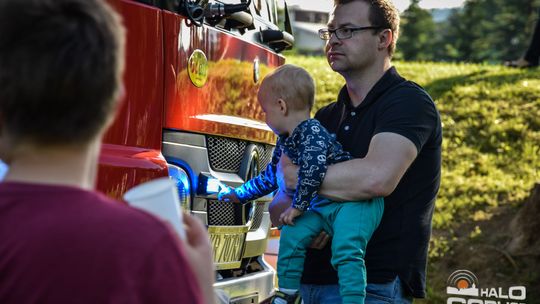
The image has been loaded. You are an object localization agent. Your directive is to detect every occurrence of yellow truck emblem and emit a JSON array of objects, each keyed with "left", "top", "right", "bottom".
[{"left": 188, "top": 49, "right": 208, "bottom": 88}]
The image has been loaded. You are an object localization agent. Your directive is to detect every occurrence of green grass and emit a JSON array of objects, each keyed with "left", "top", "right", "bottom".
[{"left": 287, "top": 55, "right": 540, "bottom": 299}]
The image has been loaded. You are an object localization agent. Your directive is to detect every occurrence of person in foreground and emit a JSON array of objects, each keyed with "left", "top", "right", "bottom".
[
  {"left": 219, "top": 64, "right": 384, "bottom": 304},
  {"left": 0, "top": 0, "right": 213, "bottom": 303},
  {"left": 270, "top": 0, "right": 442, "bottom": 303}
]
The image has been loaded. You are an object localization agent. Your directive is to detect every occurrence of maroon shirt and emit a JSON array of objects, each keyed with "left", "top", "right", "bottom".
[{"left": 0, "top": 182, "right": 204, "bottom": 304}]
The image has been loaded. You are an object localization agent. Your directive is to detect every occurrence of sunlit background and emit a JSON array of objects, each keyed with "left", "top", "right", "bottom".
[{"left": 287, "top": 0, "right": 465, "bottom": 13}]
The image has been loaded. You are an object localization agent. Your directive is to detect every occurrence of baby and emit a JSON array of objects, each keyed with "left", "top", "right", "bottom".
[{"left": 219, "top": 64, "right": 384, "bottom": 304}]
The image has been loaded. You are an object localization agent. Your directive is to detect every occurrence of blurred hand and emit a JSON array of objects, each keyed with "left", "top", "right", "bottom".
[
  {"left": 181, "top": 214, "right": 215, "bottom": 304},
  {"left": 217, "top": 187, "right": 240, "bottom": 203},
  {"left": 276, "top": 154, "right": 299, "bottom": 195},
  {"left": 279, "top": 206, "right": 303, "bottom": 226},
  {"left": 308, "top": 231, "right": 330, "bottom": 249},
  {"left": 269, "top": 190, "right": 292, "bottom": 226},
  {"left": 269, "top": 191, "right": 329, "bottom": 248}
]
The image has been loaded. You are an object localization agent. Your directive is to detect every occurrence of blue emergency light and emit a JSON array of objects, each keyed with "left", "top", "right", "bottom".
[{"left": 197, "top": 173, "right": 228, "bottom": 195}]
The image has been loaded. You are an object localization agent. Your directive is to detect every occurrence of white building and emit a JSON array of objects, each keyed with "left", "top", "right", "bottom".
[{"left": 288, "top": 5, "right": 329, "bottom": 54}]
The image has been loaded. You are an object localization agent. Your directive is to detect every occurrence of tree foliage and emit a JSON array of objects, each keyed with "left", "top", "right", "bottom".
[
  {"left": 397, "top": 0, "right": 540, "bottom": 62},
  {"left": 397, "top": 0, "right": 437, "bottom": 61}
]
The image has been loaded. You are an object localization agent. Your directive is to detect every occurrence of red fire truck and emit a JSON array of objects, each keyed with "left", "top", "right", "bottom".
[{"left": 98, "top": 0, "right": 293, "bottom": 302}]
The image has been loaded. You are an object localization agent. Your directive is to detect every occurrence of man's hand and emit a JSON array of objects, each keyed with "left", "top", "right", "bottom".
[
  {"left": 269, "top": 191, "right": 330, "bottom": 249},
  {"left": 276, "top": 154, "right": 299, "bottom": 195},
  {"left": 279, "top": 206, "right": 303, "bottom": 226},
  {"left": 269, "top": 190, "right": 292, "bottom": 226},
  {"left": 308, "top": 231, "right": 331, "bottom": 249},
  {"left": 217, "top": 187, "right": 240, "bottom": 203},
  {"left": 180, "top": 214, "right": 215, "bottom": 304}
]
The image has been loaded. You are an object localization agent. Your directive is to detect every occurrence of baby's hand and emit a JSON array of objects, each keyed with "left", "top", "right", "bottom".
[
  {"left": 279, "top": 206, "right": 303, "bottom": 226},
  {"left": 218, "top": 187, "right": 240, "bottom": 203}
]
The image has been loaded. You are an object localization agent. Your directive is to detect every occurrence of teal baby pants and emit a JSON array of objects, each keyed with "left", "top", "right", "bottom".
[{"left": 277, "top": 197, "right": 384, "bottom": 304}]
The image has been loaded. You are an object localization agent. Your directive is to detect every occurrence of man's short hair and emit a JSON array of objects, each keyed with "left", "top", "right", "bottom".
[
  {"left": 334, "top": 0, "right": 400, "bottom": 57},
  {"left": 0, "top": 0, "right": 125, "bottom": 146},
  {"left": 260, "top": 64, "right": 315, "bottom": 112}
]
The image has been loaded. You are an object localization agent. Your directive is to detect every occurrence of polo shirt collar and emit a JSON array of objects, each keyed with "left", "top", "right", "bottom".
[{"left": 337, "top": 66, "right": 405, "bottom": 110}]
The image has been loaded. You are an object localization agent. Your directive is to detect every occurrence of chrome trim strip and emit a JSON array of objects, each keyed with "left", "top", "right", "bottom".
[{"left": 214, "top": 257, "right": 275, "bottom": 302}]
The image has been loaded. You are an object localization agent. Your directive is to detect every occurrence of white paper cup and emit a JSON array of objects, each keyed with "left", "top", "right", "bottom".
[{"left": 123, "top": 177, "right": 185, "bottom": 240}]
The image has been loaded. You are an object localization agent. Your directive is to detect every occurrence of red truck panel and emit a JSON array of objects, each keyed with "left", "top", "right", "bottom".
[
  {"left": 98, "top": 0, "right": 167, "bottom": 199},
  {"left": 162, "top": 11, "right": 284, "bottom": 144}
]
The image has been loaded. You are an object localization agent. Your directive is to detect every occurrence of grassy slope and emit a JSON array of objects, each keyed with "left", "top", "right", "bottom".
[{"left": 287, "top": 56, "right": 540, "bottom": 302}]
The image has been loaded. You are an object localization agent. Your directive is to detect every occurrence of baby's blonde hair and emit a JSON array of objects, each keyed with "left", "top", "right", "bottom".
[{"left": 260, "top": 64, "right": 315, "bottom": 111}]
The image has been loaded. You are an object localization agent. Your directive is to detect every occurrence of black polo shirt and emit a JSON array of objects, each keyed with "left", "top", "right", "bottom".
[{"left": 301, "top": 67, "right": 442, "bottom": 298}]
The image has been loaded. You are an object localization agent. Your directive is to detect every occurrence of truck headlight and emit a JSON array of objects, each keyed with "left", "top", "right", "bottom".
[{"left": 168, "top": 164, "right": 191, "bottom": 211}]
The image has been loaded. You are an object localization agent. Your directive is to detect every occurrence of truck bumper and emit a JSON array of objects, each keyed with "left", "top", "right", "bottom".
[{"left": 214, "top": 257, "right": 275, "bottom": 303}]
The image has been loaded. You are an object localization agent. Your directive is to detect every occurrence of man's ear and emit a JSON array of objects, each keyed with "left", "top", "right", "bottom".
[
  {"left": 277, "top": 98, "right": 288, "bottom": 115},
  {"left": 378, "top": 29, "right": 393, "bottom": 51}
]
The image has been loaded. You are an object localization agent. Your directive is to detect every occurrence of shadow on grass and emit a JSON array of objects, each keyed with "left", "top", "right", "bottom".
[{"left": 424, "top": 67, "right": 540, "bottom": 101}]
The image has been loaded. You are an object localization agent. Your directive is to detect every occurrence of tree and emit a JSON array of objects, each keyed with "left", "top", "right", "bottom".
[
  {"left": 398, "top": 0, "right": 437, "bottom": 61},
  {"left": 434, "top": 0, "right": 540, "bottom": 62},
  {"left": 397, "top": 0, "right": 540, "bottom": 62}
]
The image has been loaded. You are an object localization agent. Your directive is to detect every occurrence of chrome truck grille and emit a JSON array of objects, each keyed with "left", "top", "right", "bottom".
[
  {"left": 207, "top": 136, "right": 274, "bottom": 173},
  {"left": 206, "top": 136, "right": 274, "bottom": 231},
  {"left": 206, "top": 136, "right": 274, "bottom": 232},
  {"left": 208, "top": 200, "right": 266, "bottom": 232},
  {"left": 208, "top": 200, "right": 237, "bottom": 226},
  {"left": 249, "top": 202, "right": 265, "bottom": 231},
  {"left": 202, "top": 135, "right": 275, "bottom": 271}
]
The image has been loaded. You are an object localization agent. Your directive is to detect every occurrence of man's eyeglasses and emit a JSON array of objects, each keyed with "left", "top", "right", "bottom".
[{"left": 318, "top": 26, "right": 383, "bottom": 40}]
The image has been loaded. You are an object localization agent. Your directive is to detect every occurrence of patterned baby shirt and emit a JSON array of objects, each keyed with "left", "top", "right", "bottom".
[{"left": 234, "top": 119, "right": 352, "bottom": 211}]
